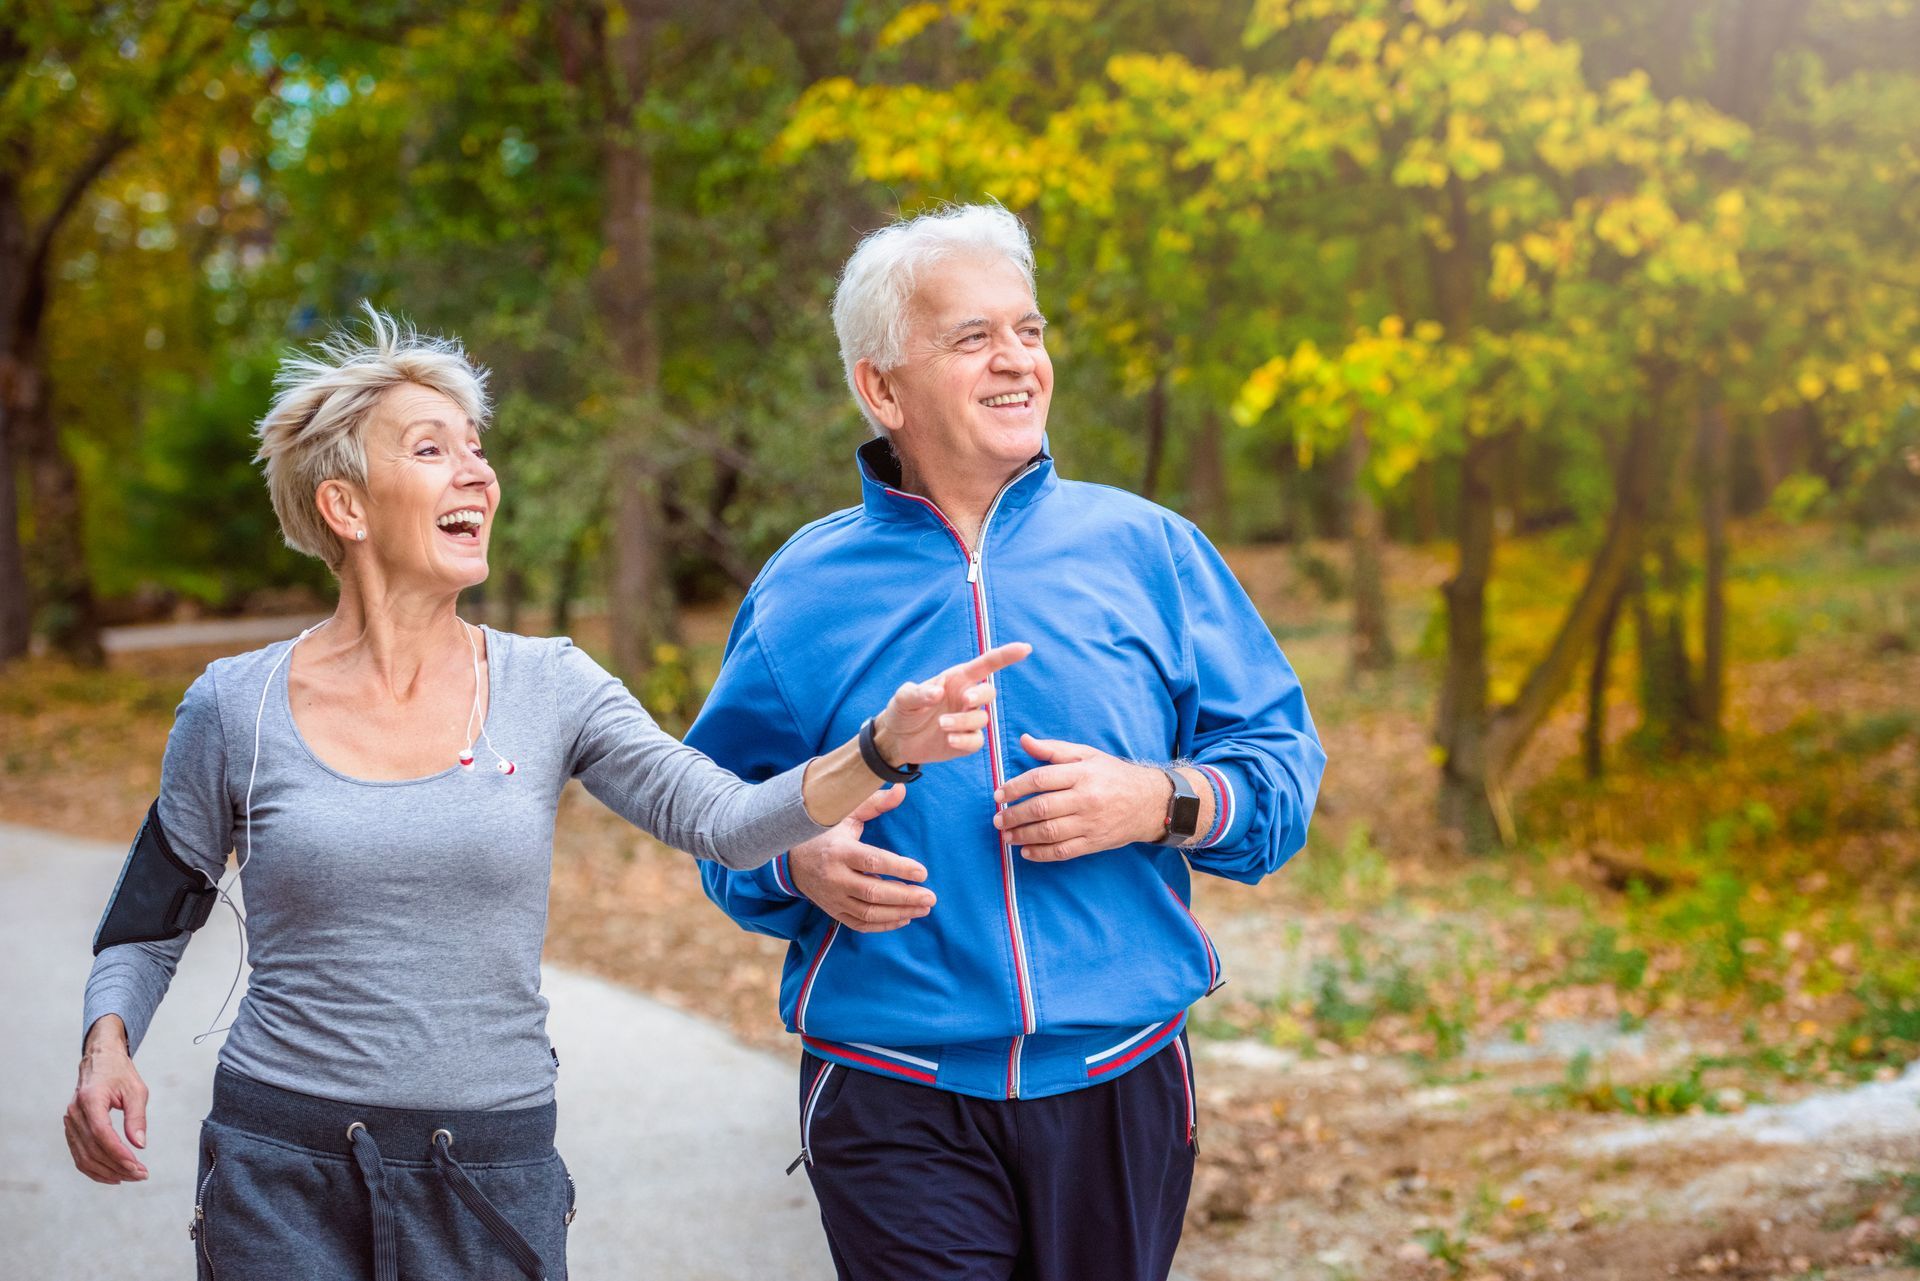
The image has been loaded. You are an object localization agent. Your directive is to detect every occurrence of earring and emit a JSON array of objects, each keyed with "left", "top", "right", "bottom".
[{"left": 355, "top": 530, "right": 367, "bottom": 541}]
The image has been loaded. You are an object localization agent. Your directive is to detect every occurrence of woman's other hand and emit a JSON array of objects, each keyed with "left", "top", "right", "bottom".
[
  {"left": 873, "top": 642, "right": 1031, "bottom": 767},
  {"left": 65, "top": 1016, "right": 150, "bottom": 1183}
]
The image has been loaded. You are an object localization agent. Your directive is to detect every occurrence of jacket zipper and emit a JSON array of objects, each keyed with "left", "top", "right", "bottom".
[
  {"left": 190, "top": 1156, "right": 218, "bottom": 1278},
  {"left": 887, "top": 463, "right": 1043, "bottom": 1098},
  {"left": 1172, "top": 1036, "right": 1197, "bottom": 1149},
  {"left": 787, "top": 1062, "right": 837, "bottom": 1174}
]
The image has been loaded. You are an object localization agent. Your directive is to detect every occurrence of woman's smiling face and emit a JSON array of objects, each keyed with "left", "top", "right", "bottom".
[{"left": 355, "top": 383, "right": 500, "bottom": 593}]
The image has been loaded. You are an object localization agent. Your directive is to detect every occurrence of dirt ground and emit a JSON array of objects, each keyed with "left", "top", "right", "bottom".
[{"left": 7, "top": 527, "right": 1919, "bottom": 1280}]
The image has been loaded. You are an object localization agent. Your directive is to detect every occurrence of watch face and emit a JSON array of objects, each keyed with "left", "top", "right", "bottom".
[{"left": 1170, "top": 790, "right": 1202, "bottom": 837}]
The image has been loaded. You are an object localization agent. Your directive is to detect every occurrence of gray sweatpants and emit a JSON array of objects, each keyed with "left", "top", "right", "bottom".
[{"left": 192, "top": 1068, "right": 574, "bottom": 1280}]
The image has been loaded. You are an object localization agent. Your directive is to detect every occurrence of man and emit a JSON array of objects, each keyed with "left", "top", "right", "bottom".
[{"left": 685, "top": 204, "right": 1325, "bottom": 1280}]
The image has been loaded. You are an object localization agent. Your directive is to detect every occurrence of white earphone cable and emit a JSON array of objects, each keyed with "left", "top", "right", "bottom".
[
  {"left": 195, "top": 617, "right": 331, "bottom": 1044},
  {"left": 462, "top": 619, "right": 514, "bottom": 775}
]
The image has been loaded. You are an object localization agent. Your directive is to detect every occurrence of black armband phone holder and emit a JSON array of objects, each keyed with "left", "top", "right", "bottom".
[{"left": 92, "top": 801, "right": 219, "bottom": 955}]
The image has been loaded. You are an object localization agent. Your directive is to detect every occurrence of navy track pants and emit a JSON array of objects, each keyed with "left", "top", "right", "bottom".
[{"left": 796, "top": 1036, "right": 1197, "bottom": 1281}]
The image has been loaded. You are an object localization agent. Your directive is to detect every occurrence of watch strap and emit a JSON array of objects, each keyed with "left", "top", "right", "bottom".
[
  {"left": 1155, "top": 765, "right": 1202, "bottom": 845},
  {"left": 859, "top": 717, "right": 924, "bottom": 784}
]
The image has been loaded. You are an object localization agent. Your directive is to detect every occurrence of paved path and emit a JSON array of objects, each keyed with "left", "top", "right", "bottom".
[
  {"left": 99, "top": 615, "right": 331, "bottom": 654},
  {"left": 0, "top": 824, "right": 833, "bottom": 1279}
]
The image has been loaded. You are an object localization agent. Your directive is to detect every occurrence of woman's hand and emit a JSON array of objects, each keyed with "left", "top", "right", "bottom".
[
  {"left": 65, "top": 1016, "right": 150, "bottom": 1184},
  {"left": 871, "top": 642, "right": 1032, "bottom": 768}
]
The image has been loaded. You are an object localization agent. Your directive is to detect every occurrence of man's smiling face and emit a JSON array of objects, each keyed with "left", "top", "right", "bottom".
[{"left": 878, "top": 252, "right": 1053, "bottom": 485}]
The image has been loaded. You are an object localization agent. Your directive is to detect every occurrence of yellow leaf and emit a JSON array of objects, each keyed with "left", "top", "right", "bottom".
[
  {"left": 1490, "top": 241, "right": 1527, "bottom": 300},
  {"left": 878, "top": 2, "right": 943, "bottom": 48}
]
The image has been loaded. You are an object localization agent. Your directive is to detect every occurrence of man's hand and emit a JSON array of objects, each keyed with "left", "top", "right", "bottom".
[
  {"left": 65, "top": 1016, "right": 150, "bottom": 1184},
  {"left": 789, "top": 785, "right": 937, "bottom": 931},
  {"left": 994, "top": 733, "right": 1174, "bottom": 862}
]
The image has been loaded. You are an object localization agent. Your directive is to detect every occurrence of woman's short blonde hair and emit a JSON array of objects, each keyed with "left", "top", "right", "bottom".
[{"left": 255, "top": 303, "right": 491, "bottom": 569}]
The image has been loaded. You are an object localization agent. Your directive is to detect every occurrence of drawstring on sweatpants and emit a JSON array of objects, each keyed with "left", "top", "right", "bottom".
[
  {"left": 345, "top": 1122, "right": 547, "bottom": 1281},
  {"left": 430, "top": 1129, "right": 546, "bottom": 1279},
  {"left": 346, "top": 1123, "right": 400, "bottom": 1281}
]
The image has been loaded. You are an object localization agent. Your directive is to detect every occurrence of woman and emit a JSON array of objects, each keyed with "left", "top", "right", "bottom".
[{"left": 63, "top": 306, "right": 1025, "bottom": 1280}]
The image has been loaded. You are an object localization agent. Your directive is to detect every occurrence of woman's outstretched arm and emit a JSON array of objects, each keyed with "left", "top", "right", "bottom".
[{"left": 558, "top": 639, "right": 1029, "bottom": 868}]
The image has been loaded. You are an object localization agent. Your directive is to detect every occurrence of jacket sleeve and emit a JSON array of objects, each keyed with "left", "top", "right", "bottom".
[
  {"left": 683, "top": 591, "right": 823, "bottom": 940},
  {"left": 1170, "top": 523, "right": 1327, "bottom": 885}
]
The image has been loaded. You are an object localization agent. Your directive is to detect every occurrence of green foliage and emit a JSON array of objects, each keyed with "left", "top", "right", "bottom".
[
  {"left": 1412, "top": 1224, "right": 1475, "bottom": 1276},
  {"left": 1293, "top": 822, "right": 1398, "bottom": 907},
  {"left": 99, "top": 353, "right": 332, "bottom": 608},
  {"left": 1770, "top": 473, "right": 1834, "bottom": 524},
  {"left": 1542, "top": 1048, "right": 1726, "bottom": 1116}
]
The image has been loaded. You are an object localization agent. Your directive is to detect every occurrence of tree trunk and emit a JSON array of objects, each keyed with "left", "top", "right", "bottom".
[
  {"left": 1347, "top": 414, "right": 1394, "bottom": 679},
  {"left": 1272, "top": 439, "right": 1302, "bottom": 543},
  {"left": 1438, "top": 402, "right": 1665, "bottom": 848},
  {"left": 1698, "top": 400, "right": 1731, "bottom": 741},
  {"left": 1409, "top": 460, "right": 1440, "bottom": 543},
  {"left": 1750, "top": 409, "right": 1783, "bottom": 501},
  {"left": 18, "top": 392, "right": 101, "bottom": 664},
  {"left": 1188, "top": 405, "right": 1227, "bottom": 533},
  {"left": 1583, "top": 571, "right": 1631, "bottom": 780},
  {"left": 0, "top": 110, "right": 133, "bottom": 667},
  {"left": 1632, "top": 550, "right": 1699, "bottom": 757},
  {"left": 1483, "top": 408, "right": 1662, "bottom": 781},
  {"left": 495, "top": 564, "right": 525, "bottom": 633},
  {"left": 1427, "top": 175, "right": 1505, "bottom": 845},
  {"left": 0, "top": 174, "right": 32, "bottom": 664},
  {"left": 552, "top": 531, "right": 585, "bottom": 636},
  {"left": 1434, "top": 433, "right": 1502, "bottom": 850},
  {"left": 1630, "top": 393, "right": 1722, "bottom": 758},
  {"left": 1141, "top": 369, "right": 1168, "bottom": 503},
  {"left": 595, "top": 1, "right": 677, "bottom": 687},
  {"left": 2, "top": 163, "right": 102, "bottom": 666}
]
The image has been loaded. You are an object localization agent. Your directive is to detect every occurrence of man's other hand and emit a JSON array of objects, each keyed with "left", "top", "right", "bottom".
[
  {"left": 789, "top": 784, "right": 937, "bottom": 932},
  {"left": 994, "top": 733, "right": 1174, "bottom": 861}
]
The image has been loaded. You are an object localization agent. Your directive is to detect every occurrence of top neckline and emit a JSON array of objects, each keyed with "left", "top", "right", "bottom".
[{"left": 278, "top": 623, "right": 502, "bottom": 788}]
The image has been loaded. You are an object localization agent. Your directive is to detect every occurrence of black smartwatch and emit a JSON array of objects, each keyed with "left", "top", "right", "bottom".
[{"left": 1154, "top": 766, "right": 1201, "bottom": 845}]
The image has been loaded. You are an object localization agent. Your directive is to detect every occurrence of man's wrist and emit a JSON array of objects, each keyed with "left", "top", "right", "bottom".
[{"left": 1142, "top": 763, "right": 1177, "bottom": 843}]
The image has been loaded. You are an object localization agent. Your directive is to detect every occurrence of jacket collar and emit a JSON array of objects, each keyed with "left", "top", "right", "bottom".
[{"left": 857, "top": 436, "right": 1058, "bottom": 525}]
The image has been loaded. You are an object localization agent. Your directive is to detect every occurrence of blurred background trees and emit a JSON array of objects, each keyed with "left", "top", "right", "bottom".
[{"left": 2, "top": 0, "right": 1915, "bottom": 845}]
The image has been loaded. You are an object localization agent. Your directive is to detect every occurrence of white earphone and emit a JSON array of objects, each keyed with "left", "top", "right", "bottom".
[{"left": 459, "top": 619, "right": 515, "bottom": 775}]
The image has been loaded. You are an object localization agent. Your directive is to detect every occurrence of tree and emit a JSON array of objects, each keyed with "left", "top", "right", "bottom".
[
  {"left": 1235, "top": 318, "right": 1469, "bottom": 679},
  {"left": 0, "top": 1, "right": 408, "bottom": 665}
]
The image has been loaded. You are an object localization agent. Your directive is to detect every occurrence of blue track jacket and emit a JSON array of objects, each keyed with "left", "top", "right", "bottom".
[{"left": 688, "top": 440, "right": 1325, "bottom": 1101}]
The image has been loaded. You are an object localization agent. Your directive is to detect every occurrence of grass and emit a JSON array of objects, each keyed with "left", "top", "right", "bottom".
[{"left": 1540, "top": 1048, "right": 1729, "bottom": 1116}]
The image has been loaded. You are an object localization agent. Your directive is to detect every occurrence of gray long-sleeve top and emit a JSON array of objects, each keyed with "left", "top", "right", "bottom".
[{"left": 82, "top": 628, "right": 829, "bottom": 1110}]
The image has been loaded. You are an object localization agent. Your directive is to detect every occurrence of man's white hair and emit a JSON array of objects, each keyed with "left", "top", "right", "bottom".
[
  {"left": 832, "top": 203, "right": 1037, "bottom": 433},
  {"left": 254, "top": 303, "right": 491, "bottom": 570}
]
